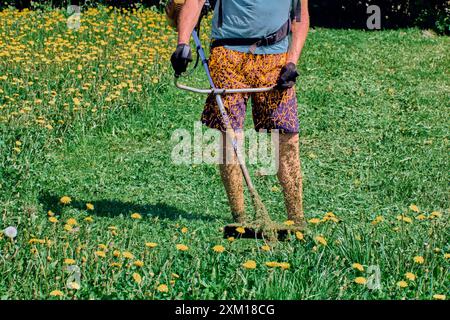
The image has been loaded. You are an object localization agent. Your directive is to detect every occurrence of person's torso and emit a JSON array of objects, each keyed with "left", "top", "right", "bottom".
[{"left": 211, "top": 0, "right": 293, "bottom": 55}]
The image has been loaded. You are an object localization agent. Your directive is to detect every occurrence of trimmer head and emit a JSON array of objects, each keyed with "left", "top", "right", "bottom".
[{"left": 223, "top": 223, "right": 306, "bottom": 241}]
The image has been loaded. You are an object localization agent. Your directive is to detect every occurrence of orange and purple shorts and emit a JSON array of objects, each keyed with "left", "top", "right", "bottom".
[{"left": 201, "top": 46, "right": 299, "bottom": 133}]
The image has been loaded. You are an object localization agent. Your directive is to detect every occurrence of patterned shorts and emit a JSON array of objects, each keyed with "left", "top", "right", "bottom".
[{"left": 201, "top": 46, "right": 299, "bottom": 133}]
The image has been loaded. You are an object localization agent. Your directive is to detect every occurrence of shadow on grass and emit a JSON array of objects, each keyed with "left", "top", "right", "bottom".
[{"left": 38, "top": 192, "right": 217, "bottom": 222}]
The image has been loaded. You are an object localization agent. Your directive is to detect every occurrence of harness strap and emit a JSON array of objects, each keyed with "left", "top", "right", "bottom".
[{"left": 211, "top": 19, "right": 291, "bottom": 53}]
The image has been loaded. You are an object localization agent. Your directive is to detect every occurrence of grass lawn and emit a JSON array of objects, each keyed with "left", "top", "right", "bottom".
[{"left": 0, "top": 7, "right": 448, "bottom": 299}]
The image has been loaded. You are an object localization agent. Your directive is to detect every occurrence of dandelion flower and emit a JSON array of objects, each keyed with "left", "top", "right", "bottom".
[
  {"left": 430, "top": 211, "right": 442, "bottom": 218},
  {"left": 371, "top": 216, "right": 384, "bottom": 225},
  {"left": 133, "top": 260, "right": 144, "bottom": 267},
  {"left": 95, "top": 251, "right": 106, "bottom": 258},
  {"left": 212, "top": 245, "right": 225, "bottom": 253},
  {"left": 397, "top": 280, "right": 408, "bottom": 288},
  {"left": 354, "top": 277, "right": 367, "bottom": 285},
  {"left": 236, "top": 227, "right": 245, "bottom": 234},
  {"left": 279, "top": 262, "right": 290, "bottom": 270},
  {"left": 409, "top": 204, "right": 419, "bottom": 212},
  {"left": 110, "top": 262, "right": 122, "bottom": 268},
  {"left": 416, "top": 214, "right": 426, "bottom": 221},
  {"left": 352, "top": 263, "right": 364, "bottom": 272},
  {"left": 50, "top": 290, "right": 64, "bottom": 297},
  {"left": 157, "top": 284, "right": 169, "bottom": 293},
  {"left": 64, "top": 224, "right": 73, "bottom": 232},
  {"left": 413, "top": 256, "right": 424, "bottom": 264},
  {"left": 98, "top": 244, "right": 107, "bottom": 251},
  {"left": 265, "top": 261, "right": 280, "bottom": 268},
  {"left": 132, "top": 272, "right": 142, "bottom": 285},
  {"left": 122, "top": 251, "right": 134, "bottom": 259},
  {"left": 261, "top": 245, "right": 271, "bottom": 252},
  {"left": 227, "top": 237, "right": 235, "bottom": 242},
  {"left": 295, "top": 231, "right": 304, "bottom": 241},
  {"left": 284, "top": 220, "right": 295, "bottom": 226},
  {"left": 433, "top": 294, "right": 446, "bottom": 300},
  {"left": 66, "top": 218, "right": 77, "bottom": 226},
  {"left": 131, "top": 213, "right": 142, "bottom": 220},
  {"left": 145, "top": 242, "right": 158, "bottom": 248},
  {"left": 176, "top": 244, "right": 189, "bottom": 251},
  {"left": 181, "top": 227, "right": 188, "bottom": 233},
  {"left": 308, "top": 218, "right": 321, "bottom": 224},
  {"left": 405, "top": 272, "right": 416, "bottom": 281},
  {"left": 3, "top": 226, "right": 17, "bottom": 239},
  {"left": 68, "top": 282, "right": 80, "bottom": 290},
  {"left": 60, "top": 196, "right": 71, "bottom": 205},
  {"left": 48, "top": 210, "right": 55, "bottom": 217},
  {"left": 242, "top": 260, "right": 257, "bottom": 269},
  {"left": 444, "top": 253, "right": 450, "bottom": 259},
  {"left": 315, "top": 235, "right": 327, "bottom": 246},
  {"left": 64, "top": 258, "right": 76, "bottom": 265},
  {"left": 84, "top": 216, "right": 93, "bottom": 223},
  {"left": 86, "top": 203, "right": 94, "bottom": 211},
  {"left": 49, "top": 217, "right": 58, "bottom": 223},
  {"left": 113, "top": 250, "right": 121, "bottom": 257}
]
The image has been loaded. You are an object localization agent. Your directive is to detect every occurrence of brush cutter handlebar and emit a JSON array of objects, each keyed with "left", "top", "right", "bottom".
[{"left": 174, "top": 78, "right": 275, "bottom": 95}]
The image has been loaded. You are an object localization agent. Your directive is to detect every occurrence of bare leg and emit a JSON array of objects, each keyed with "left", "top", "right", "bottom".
[
  {"left": 219, "top": 131, "right": 246, "bottom": 223},
  {"left": 277, "top": 133, "right": 304, "bottom": 225}
]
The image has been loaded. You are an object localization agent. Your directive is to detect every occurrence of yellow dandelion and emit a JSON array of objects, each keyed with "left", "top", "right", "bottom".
[
  {"left": 132, "top": 272, "right": 142, "bottom": 285},
  {"left": 397, "top": 280, "right": 408, "bottom": 288},
  {"left": 157, "top": 284, "right": 169, "bottom": 293},
  {"left": 49, "top": 217, "right": 58, "bottom": 223},
  {"left": 279, "top": 262, "right": 290, "bottom": 270},
  {"left": 261, "top": 245, "right": 271, "bottom": 252},
  {"left": 308, "top": 218, "right": 321, "bottom": 224},
  {"left": 295, "top": 231, "right": 304, "bottom": 241},
  {"left": 265, "top": 261, "right": 280, "bottom": 268},
  {"left": 354, "top": 277, "right": 367, "bottom": 285},
  {"left": 444, "top": 253, "right": 450, "bottom": 259},
  {"left": 49, "top": 290, "right": 64, "bottom": 297},
  {"left": 131, "top": 213, "right": 142, "bottom": 220},
  {"left": 416, "top": 214, "right": 426, "bottom": 221},
  {"left": 242, "top": 260, "right": 257, "bottom": 269},
  {"left": 64, "top": 224, "right": 73, "bottom": 232},
  {"left": 433, "top": 294, "right": 446, "bottom": 300},
  {"left": 66, "top": 218, "right": 77, "bottom": 226},
  {"left": 176, "top": 244, "right": 189, "bottom": 251},
  {"left": 409, "top": 204, "right": 419, "bottom": 212},
  {"left": 227, "top": 237, "right": 235, "bottom": 242},
  {"left": 95, "top": 251, "right": 106, "bottom": 258},
  {"left": 86, "top": 203, "right": 94, "bottom": 211},
  {"left": 64, "top": 258, "right": 76, "bottom": 265},
  {"left": 212, "top": 245, "right": 225, "bottom": 253},
  {"left": 284, "top": 220, "right": 295, "bottom": 226},
  {"left": 84, "top": 216, "right": 93, "bottom": 222},
  {"left": 236, "top": 227, "right": 245, "bottom": 234},
  {"left": 60, "top": 196, "right": 71, "bottom": 205},
  {"left": 98, "top": 244, "right": 108, "bottom": 251},
  {"left": 181, "top": 227, "right": 188, "bottom": 233},
  {"left": 68, "top": 282, "right": 80, "bottom": 290},
  {"left": 133, "top": 260, "right": 144, "bottom": 267},
  {"left": 405, "top": 272, "right": 416, "bottom": 281},
  {"left": 413, "top": 256, "right": 424, "bottom": 264},
  {"left": 172, "top": 273, "right": 180, "bottom": 279},
  {"left": 145, "top": 242, "right": 158, "bottom": 248},
  {"left": 47, "top": 210, "right": 55, "bottom": 217},
  {"left": 122, "top": 251, "right": 134, "bottom": 259},
  {"left": 113, "top": 250, "right": 121, "bottom": 257},
  {"left": 371, "top": 216, "right": 384, "bottom": 225},
  {"left": 110, "top": 262, "right": 122, "bottom": 268},
  {"left": 352, "top": 263, "right": 364, "bottom": 272},
  {"left": 315, "top": 235, "right": 327, "bottom": 246},
  {"left": 430, "top": 211, "right": 442, "bottom": 218}
]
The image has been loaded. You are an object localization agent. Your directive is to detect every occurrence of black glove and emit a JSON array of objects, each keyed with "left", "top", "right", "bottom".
[
  {"left": 276, "top": 62, "right": 299, "bottom": 89},
  {"left": 171, "top": 44, "right": 193, "bottom": 77}
]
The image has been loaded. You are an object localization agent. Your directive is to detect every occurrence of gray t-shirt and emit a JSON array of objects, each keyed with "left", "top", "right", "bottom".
[{"left": 211, "top": 0, "right": 293, "bottom": 54}]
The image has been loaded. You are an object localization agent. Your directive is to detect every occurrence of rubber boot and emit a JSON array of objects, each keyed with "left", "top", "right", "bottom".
[
  {"left": 277, "top": 133, "right": 305, "bottom": 227},
  {"left": 219, "top": 131, "right": 246, "bottom": 224}
]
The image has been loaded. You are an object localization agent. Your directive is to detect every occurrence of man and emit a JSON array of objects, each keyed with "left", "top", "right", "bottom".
[{"left": 171, "top": 0, "right": 310, "bottom": 226}]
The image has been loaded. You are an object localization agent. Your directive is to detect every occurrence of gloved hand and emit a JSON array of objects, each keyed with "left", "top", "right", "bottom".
[
  {"left": 171, "top": 44, "right": 193, "bottom": 77},
  {"left": 276, "top": 62, "right": 299, "bottom": 89}
]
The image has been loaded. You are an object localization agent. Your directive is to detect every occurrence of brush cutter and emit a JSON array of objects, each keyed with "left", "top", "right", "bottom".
[{"left": 170, "top": 2, "right": 304, "bottom": 241}]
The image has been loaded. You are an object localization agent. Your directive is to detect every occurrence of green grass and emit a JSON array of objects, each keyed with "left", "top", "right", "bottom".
[{"left": 0, "top": 7, "right": 449, "bottom": 300}]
